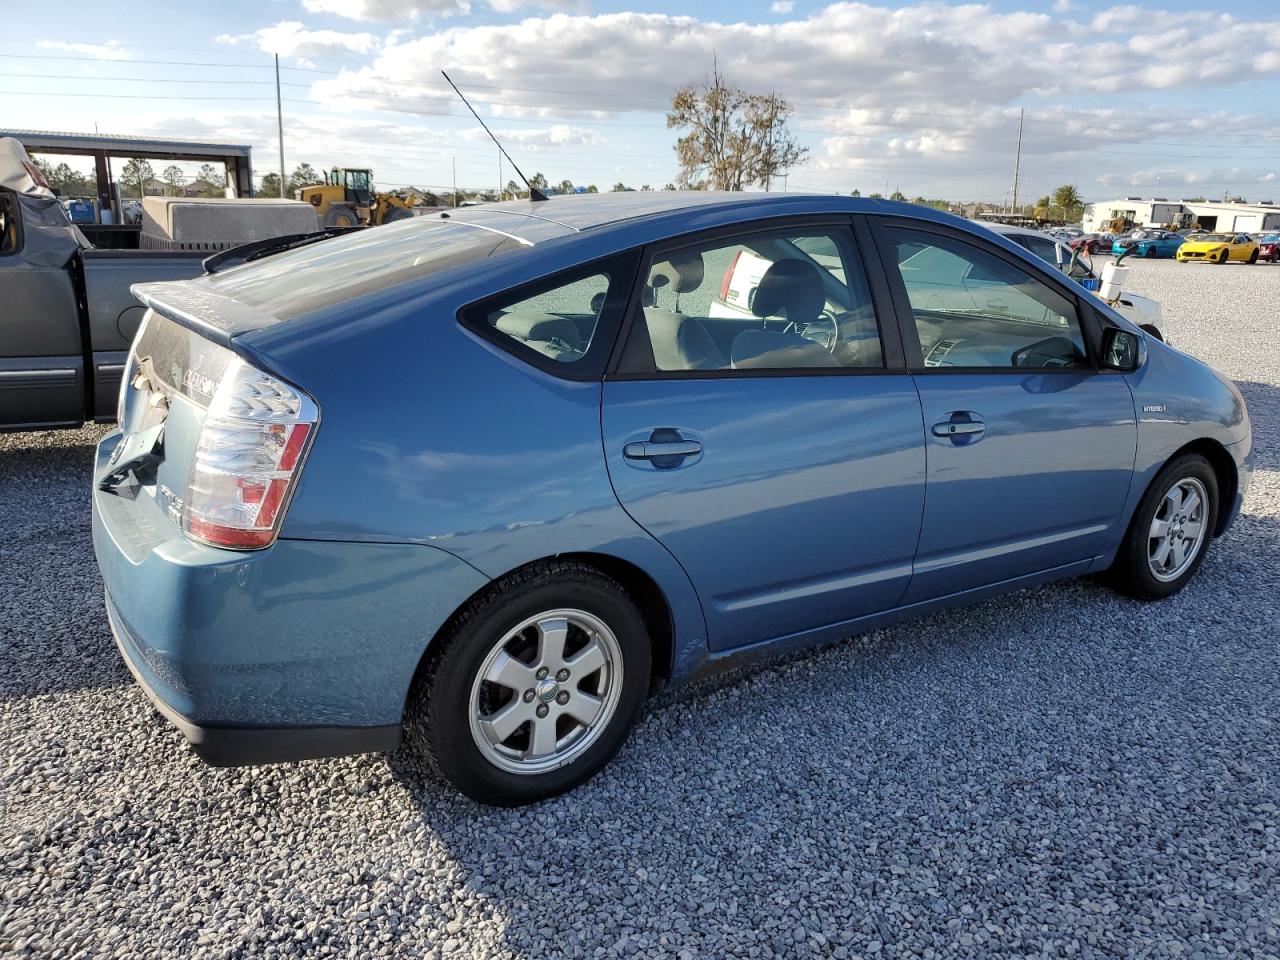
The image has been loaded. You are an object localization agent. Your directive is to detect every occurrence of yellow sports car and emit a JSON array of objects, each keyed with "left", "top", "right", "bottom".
[{"left": 1175, "top": 232, "right": 1260, "bottom": 264}]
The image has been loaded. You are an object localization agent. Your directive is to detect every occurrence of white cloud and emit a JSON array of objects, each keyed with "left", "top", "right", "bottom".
[
  {"left": 309, "top": 5, "right": 1280, "bottom": 122},
  {"left": 37, "top": 40, "right": 131, "bottom": 61},
  {"left": 1051, "top": 0, "right": 1071, "bottom": 12},
  {"left": 771, "top": 1, "right": 795, "bottom": 12},
  {"left": 462, "top": 124, "right": 602, "bottom": 149},
  {"left": 301, "top": 0, "right": 470, "bottom": 19},
  {"left": 217, "top": 21, "right": 380, "bottom": 58}
]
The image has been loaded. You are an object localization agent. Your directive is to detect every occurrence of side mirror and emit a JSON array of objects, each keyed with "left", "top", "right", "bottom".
[{"left": 1100, "top": 328, "right": 1143, "bottom": 371}]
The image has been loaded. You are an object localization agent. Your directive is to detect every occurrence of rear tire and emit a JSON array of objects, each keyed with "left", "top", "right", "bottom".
[
  {"left": 1106, "top": 454, "right": 1218, "bottom": 601},
  {"left": 1248, "top": 249, "right": 1259, "bottom": 264},
  {"left": 405, "top": 561, "right": 650, "bottom": 806},
  {"left": 323, "top": 205, "right": 359, "bottom": 228},
  {"left": 382, "top": 207, "right": 414, "bottom": 223}
]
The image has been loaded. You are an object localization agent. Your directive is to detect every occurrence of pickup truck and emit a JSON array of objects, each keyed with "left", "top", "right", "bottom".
[{"left": 1, "top": 138, "right": 208, "bottom": 430}]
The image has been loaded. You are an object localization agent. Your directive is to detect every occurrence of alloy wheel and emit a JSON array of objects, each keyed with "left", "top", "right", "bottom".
[
  {"left": 1148, "top": 478, "right": 1208, "bottom": 582},
  {"left": 468, "top": 609, "right": 623, "bottom": 775}
]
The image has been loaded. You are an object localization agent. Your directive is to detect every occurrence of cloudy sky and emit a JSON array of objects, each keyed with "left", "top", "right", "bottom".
[{"left": 3, "top": 0, "right": 1278, "bottom": 202}]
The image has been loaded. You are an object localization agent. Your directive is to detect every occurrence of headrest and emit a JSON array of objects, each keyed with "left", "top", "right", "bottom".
[
  {"left": 751, "top": 259, "right": 825, "bottom": 324},
  {"left": 648, "top": 251, "right": 704, "bottom": 294}
]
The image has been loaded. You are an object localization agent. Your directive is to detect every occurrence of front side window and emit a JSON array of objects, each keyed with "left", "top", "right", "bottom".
[
  {"left": 630, "top": 226, "right": 883, "bottom": 373},
  {"left": 887, "top": 227, "right": 1088, "bottom": 370}
]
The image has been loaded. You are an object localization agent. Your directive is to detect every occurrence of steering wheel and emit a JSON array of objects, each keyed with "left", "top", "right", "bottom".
[
  {"left": 798, "top": 310, "right": 840, "bottom": 352},
  {"left": 1011, "top": 336, "right": 1085, "bottom": 368}
]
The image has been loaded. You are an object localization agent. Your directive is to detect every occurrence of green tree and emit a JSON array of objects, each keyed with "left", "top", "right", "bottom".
[
  {"left": 1033, "top": 195, "right": 1052, "bottom": 221},
  {"left": 197, "top": 163, "right": 226, "bottom": 197},
  {"left": 287, "top": 163, "right": 321, "bottom": 195},
  {"left": 529, "top": 172, "right": 549, "bottom": 193},
  {"left": 555, "top": 178, "right": 575, "bottom": 195},
  {"left": 851, "top": 188, "right": 861, "bottom": 197},
  {"left": 611, "top": 182, "right": 630, "bottom": 192},
  {"left": 868, "top": 192, "right": 883, "bottom": 199},
  {"left": 260, "top": 172, "right": 282, "bottom": 197},
  {"left": 889, "top": 189, "right": 906, "bottom": 201},
  {"left": 663, "top": 182, "right": 677, "bottom": 191},
  {"left": 667, "top": 65, "right": 806, "bottom": 190},
  {"left": 1051, "top": 184, "right": 1083, "bottom": 222},
  {"left": 161, "top": 165, "right": 185, "bottom": 196},
  {"left": 585, "top": 184, "right": 599, "bottom": 193},
  {"left": 120, "top": 158, "right": 155, "bottom": 199}
]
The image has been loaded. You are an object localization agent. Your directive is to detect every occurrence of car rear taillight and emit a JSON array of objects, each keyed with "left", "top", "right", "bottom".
[
  {"left": 720, "top": 250, "right": 741, "bottom": 301},
  {"left": 183, "top": 357, "right": 318, "bottom": 550}
]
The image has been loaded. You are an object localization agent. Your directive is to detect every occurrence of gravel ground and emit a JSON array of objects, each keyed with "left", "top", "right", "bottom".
[{"left": 3, "top": 258, "right": 1279, "bottom": 959}]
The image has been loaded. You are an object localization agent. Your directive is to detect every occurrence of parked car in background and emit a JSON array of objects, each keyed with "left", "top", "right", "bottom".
[
  {"left": 1257, "top": 234, "right": 1280, "bottom": 262},
  {"left": 1176, "top": 233, "right": 1260, "bottom": 264},
  {"left": 1069, "top": 233, "right": 1110, "bottom": 255},
  {"left": 977, "top": 223, "right": 1162, "bottom": 328},
  {"left": 93, "top": 192, "right": 1251, "bottom": 805},
  {"left": 1112, "top": 230, "right": 1185, "bottom": 259},
  {"left": 0, "top": 137, "right": 206, "bottom": 431}
]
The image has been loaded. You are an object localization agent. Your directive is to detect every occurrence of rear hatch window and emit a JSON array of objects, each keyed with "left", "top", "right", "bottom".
[{"left": 204, "top": 218, "right": 531, "bottom": 320}]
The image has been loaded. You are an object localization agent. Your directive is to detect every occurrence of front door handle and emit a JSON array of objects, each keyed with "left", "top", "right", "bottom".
[
  {"left": 931, "top": 412, "right": 986, "bottom": 444},
  {"left": 623, "top": 439, "right": 702, "bottom": 460}
]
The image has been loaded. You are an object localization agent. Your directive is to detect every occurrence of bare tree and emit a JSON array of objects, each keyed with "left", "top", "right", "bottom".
[{"left": 667, "top": 65, "right": 806, "bottom": 191}]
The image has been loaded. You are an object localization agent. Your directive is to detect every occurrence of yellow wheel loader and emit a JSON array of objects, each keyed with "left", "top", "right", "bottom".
[{"left": 298, "top": 168, "right": 417, "bottom": 227}]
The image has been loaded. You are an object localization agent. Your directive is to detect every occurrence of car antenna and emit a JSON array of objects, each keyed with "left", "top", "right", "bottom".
[{"left": 441, "top": 70, "right": 548, "bottom": 202}]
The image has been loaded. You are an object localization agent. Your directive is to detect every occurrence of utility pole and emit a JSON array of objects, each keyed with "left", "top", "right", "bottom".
[
  {"left": 452, "top": 157, "right": 457, "bottom": 207},
  {"left": 1010, "top": 107, "right": 1023, "bottom": 214},
  {"left": 498, "top": 149, "right": 503, "bottom": 201},
  {"left": 274, "top": 54, "right": 286, "bottom": 198}
]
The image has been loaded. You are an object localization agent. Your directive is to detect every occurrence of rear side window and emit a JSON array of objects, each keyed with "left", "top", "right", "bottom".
[
  {"left": 621, "top": 224, "right": 884, "bottom": 374},
  {"left": 460, "top": 252, "right": 638, "bottom": 377}
]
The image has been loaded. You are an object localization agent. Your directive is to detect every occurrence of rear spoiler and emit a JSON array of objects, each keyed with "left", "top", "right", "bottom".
[
  {"left": 201, "top": 227, "right": 356, "bottom": 275},
  {"left": 131, "top": 280, "right": 284, "bottom": 345}
]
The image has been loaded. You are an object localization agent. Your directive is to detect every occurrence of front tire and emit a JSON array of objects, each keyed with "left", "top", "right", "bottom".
[
  {"left": 1217, "top": 250, "right": 1229, "bottom": 264},
  {"left": 1107, "top": 454, "right": 1218, "bottom": 600},
  {"left": 1248, "top": 249, "right": 1259, "bottom": 264},
  {"left": 405, "top": 561, "right": 650, "bottom": 805}
]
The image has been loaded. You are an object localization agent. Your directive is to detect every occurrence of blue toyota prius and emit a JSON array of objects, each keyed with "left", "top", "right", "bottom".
[{"left": 93, "top": 193, "right": 1252, "bottom": 805}]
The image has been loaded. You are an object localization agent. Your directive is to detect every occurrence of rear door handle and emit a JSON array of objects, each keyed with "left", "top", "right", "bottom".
[
  {"left": 623, "top": 439, "right": 702, "bottom": 460},
  {"left": 931, "top": 421, "right": 985, "bottom": 437}
]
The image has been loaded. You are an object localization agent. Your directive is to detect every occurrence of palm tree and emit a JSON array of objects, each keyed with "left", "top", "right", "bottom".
[
  {"left": 1051, "top": 184, "right": 1083, "bottom": 222},
  {"left": 1034, "top": 195, "right": 1052, "bottom": 222}
]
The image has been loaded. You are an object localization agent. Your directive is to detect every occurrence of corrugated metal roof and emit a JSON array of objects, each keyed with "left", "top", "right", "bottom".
[{"left": 0, "top": 129, "right": 252, "bottom": 156}]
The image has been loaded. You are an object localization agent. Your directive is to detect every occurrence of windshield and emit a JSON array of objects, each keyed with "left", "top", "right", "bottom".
[
  {"left": 345, "top": 170, "right": 371, "bottom": 191},
  {"left": 1198, "top": 234, "right": 1232, "bottom": 242},
  {"left": 206, "top": 218, "right": 529, "bottom": 319}
]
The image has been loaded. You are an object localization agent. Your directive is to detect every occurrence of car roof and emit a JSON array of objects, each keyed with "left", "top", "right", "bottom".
[
  {"left": 970, "top": 221, "right": 1061, "bottom": 243},
  {"left": 413, "top": 190, "right": 918, "bottom": 245}
]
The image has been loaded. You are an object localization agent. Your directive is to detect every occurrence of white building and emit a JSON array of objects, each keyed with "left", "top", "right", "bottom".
[{"left": 1083, "top": 198, "right": 1280, "bottom": 234}]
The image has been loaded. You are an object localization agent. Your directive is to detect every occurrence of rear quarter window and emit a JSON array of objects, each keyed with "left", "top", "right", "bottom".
[{"left": 459, "top": 252, "right": 639, "bottom": 378}]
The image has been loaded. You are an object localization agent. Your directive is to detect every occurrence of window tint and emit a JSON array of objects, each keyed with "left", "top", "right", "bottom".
[
  {"left": 634, "top": 226, "right": 883, "bottom": 372},
  {"left": 887, "top": 227, "right": 1088, "bottom": 370},
  {"left": 0, "top": 192, "right": 17, "bottom": 254},
  {"left": 1020, "top": 235, "right": 1061, "bottom": 267},
  {"left": 483, "top": 272, "right": 610, "bottom": 364}
]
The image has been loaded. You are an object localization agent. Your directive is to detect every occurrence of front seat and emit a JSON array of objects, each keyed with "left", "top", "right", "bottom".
[
  {"left": 730, "top": 259, "right": 837, "bottom": 368},
  {"left": 643, "top": 252, "right": 726, "bottom": 371},
  {"left": 750, "top": 258, "right": 826, "bottom": 328}
]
